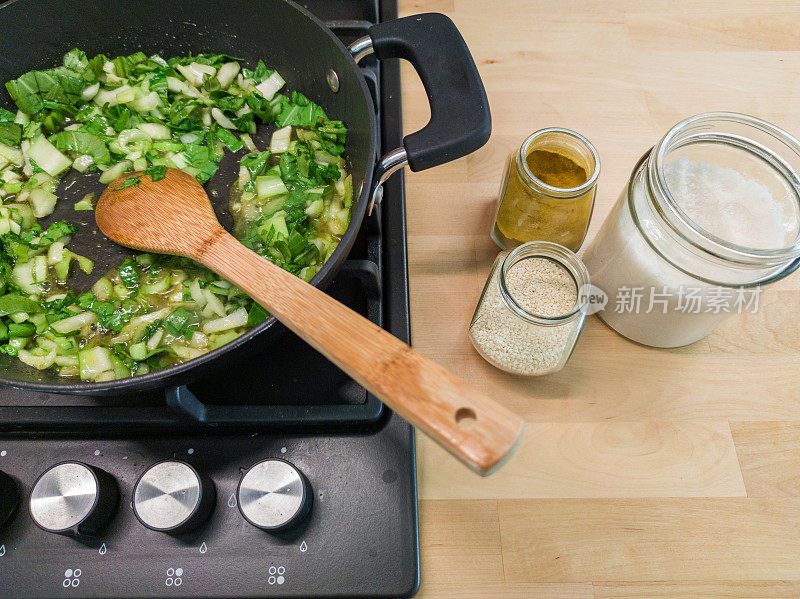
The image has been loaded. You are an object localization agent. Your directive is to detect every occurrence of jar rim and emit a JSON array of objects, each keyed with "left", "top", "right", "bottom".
[
  {"left": 498, "top": 241, "right": 591, "bottom": 325},
  {"left": 629, "top": 151, "right": 800, "bottom": 287},
  {"left": 648, "top": 112, "right": 800, "bottom": 266},
  {"left": 517, "top": 127, "right": 600, "bottom": 198}
]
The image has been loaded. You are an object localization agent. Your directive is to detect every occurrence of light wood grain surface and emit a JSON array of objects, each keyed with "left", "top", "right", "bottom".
[{"left": 397, "top": 1, "right": 800, "bottom": 597}]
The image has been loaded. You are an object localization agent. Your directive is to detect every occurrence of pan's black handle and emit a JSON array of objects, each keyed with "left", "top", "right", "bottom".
[{"left": 368, "top": 13, "right": 491, "bottom": 172}]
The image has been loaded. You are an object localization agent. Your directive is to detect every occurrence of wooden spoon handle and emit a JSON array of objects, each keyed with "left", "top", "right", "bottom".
[{"left": 200, "top": 229, "right": 524, "bottom": 475}]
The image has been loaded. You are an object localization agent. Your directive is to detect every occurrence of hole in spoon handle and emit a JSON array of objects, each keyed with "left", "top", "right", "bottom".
[{"left": 455, "top": 407, "right": 477, "bottom": 428}]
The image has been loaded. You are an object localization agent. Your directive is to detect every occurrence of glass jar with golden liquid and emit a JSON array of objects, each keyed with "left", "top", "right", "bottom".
[{"left": 491, "top": 128, "right": 600, "bottom": 252}]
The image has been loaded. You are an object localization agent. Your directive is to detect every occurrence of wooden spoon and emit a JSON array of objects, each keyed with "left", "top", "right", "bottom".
[{"left": 96, "top": 168, "right": 524, "bottom": 475}]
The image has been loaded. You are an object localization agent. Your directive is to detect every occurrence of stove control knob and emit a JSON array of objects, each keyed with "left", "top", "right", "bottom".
[
  {"left": 133, "top": 460, "right": 215, "bottom": 534},
  {"left": 238, "top": 459, "right": 312, "bottom": 532},
  {"left": 0, "top": 470, "right": 19, "bottom": 529},
  {"left": 30, "top": 462, "right": 118, "bottom": 536}
]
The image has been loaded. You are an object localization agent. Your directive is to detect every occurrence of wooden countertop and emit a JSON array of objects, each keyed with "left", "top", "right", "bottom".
[{"left": 398, "top": 1, "right": 800, "bottom": 597}]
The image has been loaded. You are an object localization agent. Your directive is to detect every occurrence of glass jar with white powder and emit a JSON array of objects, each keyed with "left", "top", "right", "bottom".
[
  {"left": 583, "top": 113, "right": 800, "bottom": 347},
  {"left": 469, "top": 241, "right": 590, "bottom": 375}
]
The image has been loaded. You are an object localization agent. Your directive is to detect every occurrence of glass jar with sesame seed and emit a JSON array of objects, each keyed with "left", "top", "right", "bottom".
[{"left": 469, "top": 241, "right": 590, "bottom": 376}]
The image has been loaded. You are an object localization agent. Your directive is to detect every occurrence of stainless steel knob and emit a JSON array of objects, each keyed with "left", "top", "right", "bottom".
[
  {"left": 238, "top": 459, "right": 312, "bottom": 532},
  {"left": 0, "top": 470, "right": 19, "bottom": 529},
  {"left": 133, "top": 460, "right": 215, "bottom": 534},
  {"left": 29, "top": 462, "right": 118, "bottom": 536}
]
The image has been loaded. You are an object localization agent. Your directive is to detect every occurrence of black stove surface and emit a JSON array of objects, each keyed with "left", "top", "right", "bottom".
[{"left": 0, "top": 1, "right": 419, "bottom": 597}]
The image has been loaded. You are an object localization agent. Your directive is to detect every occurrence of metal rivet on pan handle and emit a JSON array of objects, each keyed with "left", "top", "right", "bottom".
[{"left": 326, "top": 69, "right": 339, "bottom": 93}]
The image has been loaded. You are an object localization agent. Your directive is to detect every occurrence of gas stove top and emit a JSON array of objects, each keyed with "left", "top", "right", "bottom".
[{"left": 0, "top": 1, "right": 420, "bottom": 597}]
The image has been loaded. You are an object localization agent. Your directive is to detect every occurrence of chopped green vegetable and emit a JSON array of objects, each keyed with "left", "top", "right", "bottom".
[
  {"left": 214, "top": 127, "right": 244, "bottom": 152},
  {"left": 246, "top": 303, "right": 269, "bottom": 327},
  {"left": 0, "top": 336, "right": 27, "bottom": 356},
  {"left": 143, "top": 165, "right": 167, "bottom": 182},
  {"left": 26, "top": 135, "right": 72, "bottom": 176},
  {"left": 8, "top": 322, "right": 35, "bottom": 337},
  {"left": 143, "top": 319, "right": 163, "bottom": 342},
  {"left": 0, "top": 122, "right": 22, "bottom": 146},
  {"left": 118, "top": 259, "right": 139, "bottom": 291},
  {"left": 114, "top": 175, "right": 141, "bottom": 190},
  {"left": 164, "top": 307, "right": 201, "bottom": 340},
  {"left": 49, "top": 130, "right": 111, "bottom": 165},
  {"left": 0, "top": 294, "right": 40, "bottom": 316},
  {"left": 5, "top": 63, "right": 88, "bottom": 115},
  {"left": 74, "top": 193, "right": 95, "bottom": 211},
  {"left": 0, "top": 48, "right": 350, "bottom": 381}
]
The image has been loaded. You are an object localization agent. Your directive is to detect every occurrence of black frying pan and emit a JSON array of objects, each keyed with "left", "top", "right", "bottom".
[{"left": 0, "top": 0, "right": 491, "bottom": 394}]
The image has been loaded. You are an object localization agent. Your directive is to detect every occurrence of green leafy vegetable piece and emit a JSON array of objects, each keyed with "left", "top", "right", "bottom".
[
  {"left": 78, "top": 115, "right": 113, "bottom": 138},
  {"left": 182, "top": 143, "right": 218, "bottom": 183},
  {"left": 21, "top": 121, "right": 42, "bottom": 140},
  {"left": 37, "top": 221, "right": 77, "bottom": 247},
  {"left": 214, "top": 127, "right": 243, "bottom": 152},
  {"left": 104, "top": 105, "right": 139, "bottom": 133},
  {"left": 8, "top": 322, "right": 35, "bottom": 337},
  {"left": 214, "top": 94, "right": 246, "bottom": 112},
  {"left": 5, "top": 65, "right": 88, "bottom": 115},
  {"left": 40, "top": 292, "right": 77, "bottom": 312},
  {"left": 62, "top": 49, "right": 90, "bottom": 75},
  {"left": 0, "top": 122, "right": 22, "bottom": 146},
  {"left": 246, "top": 303, "right": 269, "bottom": 327},
  {"left": 111, "top": 51, "right": 149, "bottom": 78},
  {"left": 49, "top": 130, "right": 112, "bottom": 165},
  {"left": 5, "top": 74, "right": 43, "bottom": 114},
  {"left": 105, "top": 299, "right": 139, "bottom": 330},
  {"left": 241, "top": 60, "right": 272, "bottom": 83},
  {"left": 118, "top": 259, "right": 139, "bottom": 290},
  {"left": 275, "top": 92, "right": 327, "bottom": 128},
  {"left": 168, "top": 98, "right": 205, "bottom": 131},
  {"left": 0, "top": 293, "right": 41, "bottom": 316},
  {"left": 77, "top": 292, "right": 138, "bottom": 331},
  {"left": 143, "top": 165, "right": 167, "bottom": 182},
  {"left": 76, "top": 292, "right": 95, "bottom": 310},
  {"left": 164, "top": 307, "right": 201, "bottom": 340},
  {"left": 115, "top": 175, "right": 142, "bottom": 190},
  {"left": 45, "top": 310, "right": 73, "bottom": 324},
  {"left": 0, "top": 108, "right": 15, "bottom": 122},
  {"left": 86, "top": 53, "right": 109, "bottom": 79},
  {"left": 143, "top": 319, "right": 163, "bottom": 343},
  {"left": 0, "top": 336, "right": 27, "bottom": 356},
  {"left": 148, "top": 71, "right": 168, "bottom": 95},
  {"left": 241, "top": 151, "right": 271, "bottom": 180}
]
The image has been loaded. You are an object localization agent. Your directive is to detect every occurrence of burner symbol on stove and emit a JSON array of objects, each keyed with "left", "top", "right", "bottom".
[
  {"left": 227, "top": 493, "right": 237, "bottom": 508},
  {"left": 98, "top": 543, "right": 107, "bottom": 555},
  {"left": 62, "top": 568, "right": 81, "bottom": 588},
  {"left": 0, "top": 544, "right": 5, "bottom": 557},
  {"left": 300, "top": 541, "right": 307, "bottom": 553},
  {"left": 165, "top": 567, "right": 183, "bottom": 587},
  {"left": 267, "top": 565, "right": 286, "bottom": 585},
  {"left": 199, "top": 542, "right": 207, "bottom": 554}
]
